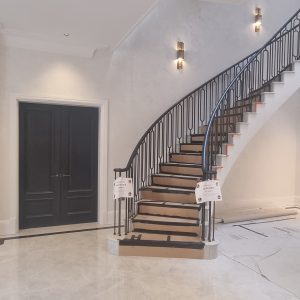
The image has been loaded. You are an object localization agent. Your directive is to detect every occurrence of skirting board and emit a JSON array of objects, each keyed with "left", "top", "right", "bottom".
[
  {"left": 294, "top": 196, "right": 300, "bottom": 207},
  {"left": 0, "top": 218, "right": 17, "bottom": 236},
  {"left": 216, "top": 207, "right": 298, "bottom": 224}
]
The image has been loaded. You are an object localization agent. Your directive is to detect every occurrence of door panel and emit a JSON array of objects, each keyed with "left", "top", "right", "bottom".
[
  {"left": 60, "top": 107, "right": 98, "bottom": 224},
  {"left": 19, "top": 103, "right": 99, "bottom": 228},
  {"left": 19, "top": 103, "right": 60, "bottom": 228}
]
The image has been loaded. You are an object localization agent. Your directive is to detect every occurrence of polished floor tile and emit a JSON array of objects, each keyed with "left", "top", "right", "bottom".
[{"left": 0, "top": 216, "right": 299, "bottom": 300}]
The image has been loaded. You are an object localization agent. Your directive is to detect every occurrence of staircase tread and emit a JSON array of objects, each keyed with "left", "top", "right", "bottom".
[
  {"left": 216, "top": 112, "right": 243, "bottom": 118},
  {"left": 133, "top": 228, "right": 199, "bottom": 236},
  {"left": 141, "top": 185, "right": 195, "bottom": 193},
  {"left": 119, "top": 238, "right": 205, "bottom": 249},
  {"left": 123, "top": 233, "right": 201, "bottom": 242},
  {"left": 225, "top": 102, "right": 258, "bottom": 110},
  {"left": 180, "top": 142, "right": 203, "bottom": 145},
  {"left": 138, "top": 200, "right": 200, "bottom": 209},
  {"left": 133, "top": 214, "right": 198, "bottom": 224},
  {"left": 161, "top": 162, "right": 202, "bottom": 167},
  {"left": 152, "top": 173, "right": 201, "bottom": 179},
  {"left": 170, "top": 152, "right": 202, "bottom": 156}
]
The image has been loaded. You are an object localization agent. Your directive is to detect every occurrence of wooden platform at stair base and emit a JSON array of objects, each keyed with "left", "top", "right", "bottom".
[
  {"left": 138, "top": 201, "right": 200, "bottom": 219},
  {"left": 107, "top": 235, "right": 218, "bottom": 260}
]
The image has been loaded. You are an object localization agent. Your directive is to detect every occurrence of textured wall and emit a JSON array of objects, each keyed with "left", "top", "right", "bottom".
[
  {"left": 1, "top": 0, "right": 300, "bottom": 232},
  {"left": 105, "top": 0, "right": 300, "bottom": 213},
  {"left": 220, "top": 93, "right": 300, "bottom": 215}
]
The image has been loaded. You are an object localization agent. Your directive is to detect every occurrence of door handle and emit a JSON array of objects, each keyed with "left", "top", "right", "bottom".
[
  {"left": 50, "top": 174, "right": 59, "bottom": 178},
  {"left": 62, "top": 174, "right": 71, "bottom": 177}
]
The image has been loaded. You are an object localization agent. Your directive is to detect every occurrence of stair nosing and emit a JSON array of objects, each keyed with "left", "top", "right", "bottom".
[
  {"left": 160, "top": 162, "right": 202, "bottom": 167},
  {"left": 137, "top": 213, "right": 199, "bottom": 220},
  {"left": 141, "top": 186, "right": 195, "bottom": 194},
  {"left": 133, "top": 229, "right": 199, "bottom": 237},
  {"left": 119, "top": 239, "right": 205, "bottom": 249},
  {"left": 133, "top": 219, "right": 199, "bottom": 227},
  {"left": 170, "top": 152, "right": 202, "bottom": 156},
  {"left": 138, "top": 201, "right": 200, "bottom": 210},
  {"left": 152, "top": 173, "right": 201, "bottom": 180}
]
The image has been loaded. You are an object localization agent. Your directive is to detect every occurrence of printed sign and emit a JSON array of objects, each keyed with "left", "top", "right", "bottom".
[
  {"left": 113, "top": 177, "right": 134, "bottom": 200},
  {"left": 195, "top": 180, "right": 222, "bottom": 204}
]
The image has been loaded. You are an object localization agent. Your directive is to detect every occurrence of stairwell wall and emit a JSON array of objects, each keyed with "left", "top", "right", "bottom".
[
  {"left": 105, "top": 0, "right": 300, "bottom": 220},
  {"left": 219, "top": 94, "right": 300, "bottom": 217},
  {"left": 1, "top": 1, "right": 300, "bottom": 233}
]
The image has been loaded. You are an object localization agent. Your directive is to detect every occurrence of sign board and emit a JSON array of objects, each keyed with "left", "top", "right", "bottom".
[
  {"left": 195, "top": 180, "right": 222, "bottom": 204},
  {"left": 113, "top": 177, "right": 134, "bottom": 200}
]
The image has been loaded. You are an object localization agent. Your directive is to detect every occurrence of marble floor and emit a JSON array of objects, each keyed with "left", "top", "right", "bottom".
[{"left": 0, "top": 215, "right": 299, "bottom": 300}]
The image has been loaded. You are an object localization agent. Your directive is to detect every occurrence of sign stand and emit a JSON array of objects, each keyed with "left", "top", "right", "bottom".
[
  {"left": 195, "top": 180, "right": 222, "bottom": 242},
  {"left": 113, "top": 177, "right": 134, "bottom": 236}
]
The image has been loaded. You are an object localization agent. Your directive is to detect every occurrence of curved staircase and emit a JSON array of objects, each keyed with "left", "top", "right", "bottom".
[{"left": 109, "top": 9, "right": 300, "bottom": 259}]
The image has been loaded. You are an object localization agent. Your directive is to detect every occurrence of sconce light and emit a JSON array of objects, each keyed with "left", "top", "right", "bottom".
[
  {"left": 254, "top": 7, "right": 262, "bottom": 32},
  {"left": 176, "top": 41, "right": 184, "bottom": 70}
]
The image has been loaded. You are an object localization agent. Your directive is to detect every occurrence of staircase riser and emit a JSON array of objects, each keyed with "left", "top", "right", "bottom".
[
  {"left": 225, "top": 104, "right": 254, "bottom": 114},
  {"left": 119, "top": 246, "right": 204, "bottom": 259},
  {"left": 170, "top": 154, "right": 202, "bottom": 164},
  {"left": 152, "top": 176, "right": 198, "bottom": 188},
  {"left": 133, "top": 222, "right": 201, "bottom": 234},
  {"left": 141, "top": 190, "right": 196, "bottom": 204},
  {"left": 212, "top": 124, "right": 236, "bottom": 132},
  {"left": 191, "top": 136, "right": 205, "bottom": 142},
  {"left": 161, "top": 165, "right": 203, "bottom": 176},
  {"left": 138, "top": 205, "right": 199, "bottom": 219},
  {"left": 125, "top": 233, "right": 201, "bottom": 242},
  {"left": 217, "top": 116, "right": 243, "bottom": 124},
  {"left": 180, "top": 144, "right": 202, "bottom": 152},
  {"left": 199, "top": 124, "right": 236, "bottom": 133},
  {"left": 191, "top": 136, "right": 227, "bottom": 143}
]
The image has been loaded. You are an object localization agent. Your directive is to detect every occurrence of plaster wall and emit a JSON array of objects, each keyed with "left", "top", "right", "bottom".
[
  {"left": 219, "top": 93, "right": 300, "bottom": 216},
  {"left": 1, "top": 0, "right": 300, "bottom": 233}
]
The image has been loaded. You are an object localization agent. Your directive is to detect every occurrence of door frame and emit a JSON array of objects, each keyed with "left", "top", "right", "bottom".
[{"left": 10, "top": 94, "right": 108, "bottom": 232}]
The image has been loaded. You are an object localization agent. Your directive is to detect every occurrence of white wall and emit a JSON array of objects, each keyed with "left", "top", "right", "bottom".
[
  {"left": 1, "top": 0, "right": 300, "bottom": 233},
  {"left": 0, "top": 44, "right": 111, "bottom": 233},
  {"left": 295, "top": 95, "right": 300, "bottom": 207},
  {"left": 219, "top": 93, "right": 300, "bottom": 216},
  {"left": 105, "top": 0, "right": 300, "bottom": 212}
]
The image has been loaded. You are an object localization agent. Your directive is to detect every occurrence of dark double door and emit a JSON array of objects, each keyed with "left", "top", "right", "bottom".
[{"left": 19, "top": 103, "right": 99, "bottom": 229}]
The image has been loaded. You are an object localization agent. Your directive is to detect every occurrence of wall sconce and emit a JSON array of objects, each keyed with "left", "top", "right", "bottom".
[
  {"left": 176, "top": 41, "right": 184, "bottom": 70},
  {"left": 254, "top": 7, "right": 262, "bottom": 32}
]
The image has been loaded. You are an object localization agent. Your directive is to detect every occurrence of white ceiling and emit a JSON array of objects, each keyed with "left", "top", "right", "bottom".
[{"left": 0, "top": 0, "right": 157, "bottom": 56}]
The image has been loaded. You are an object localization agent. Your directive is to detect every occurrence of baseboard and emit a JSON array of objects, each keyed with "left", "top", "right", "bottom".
[
  {"left": 216, "top": 195, "right": 299, "bottom": 223},
  {"left": 217, "top": 195, "right": 296, "bottom": 214},
  {"left": 0, "top": 218, "right": 17, "bottom": 236},
  {"left": 107, "top": 208, "right": 127, "bottom": 226},
  {"left": 107, "top": 210, "right": 115, "bottom": 226},
  {"left": 294, "top": 196, "right": 300, "bottom": 207}
]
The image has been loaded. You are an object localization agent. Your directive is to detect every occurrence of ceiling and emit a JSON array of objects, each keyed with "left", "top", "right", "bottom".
[{"left": 0, "top": 0, "right": 157, "bottom": 56}]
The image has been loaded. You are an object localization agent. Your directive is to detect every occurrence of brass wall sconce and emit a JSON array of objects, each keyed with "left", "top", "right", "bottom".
[
  {"left": 176, "top": 41, "right": 184, "bottom": 70},
  {"left": 254, "top": 7, "right": 262, "bottom": 32}
]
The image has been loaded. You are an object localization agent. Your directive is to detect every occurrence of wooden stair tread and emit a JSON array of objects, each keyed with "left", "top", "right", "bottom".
[
  {"left": 152, "top": 173, "right": 201, "bottom": 180},
  {"left": 170, "top": 152, "right": 202, "bottom": 156},
  {"left": 133, "top": 228, "right": 199, "bottom": 236},
  {"left": 216, "top": 112, "right": 243, "bottom": 118},
  {"left": 119, "top": 239, "right": 205, "bottom": 250},
  {"left": 160, "top": 162, "right": 202, "bottom": 167},
  {"left": 141, "top": 185, "right": 194, "bottom": 193},
  {"left": 122, "top": 233, "right": 202, "bottom": 243},
  {"left": 138, "top": 200, "right": 200, "bottom": 209},
  {"left": 180, "top": 142, "right": 203, "bottom": 145},
  {"left": 133, "top": 214, "right": 198, "bottom": 224}
]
